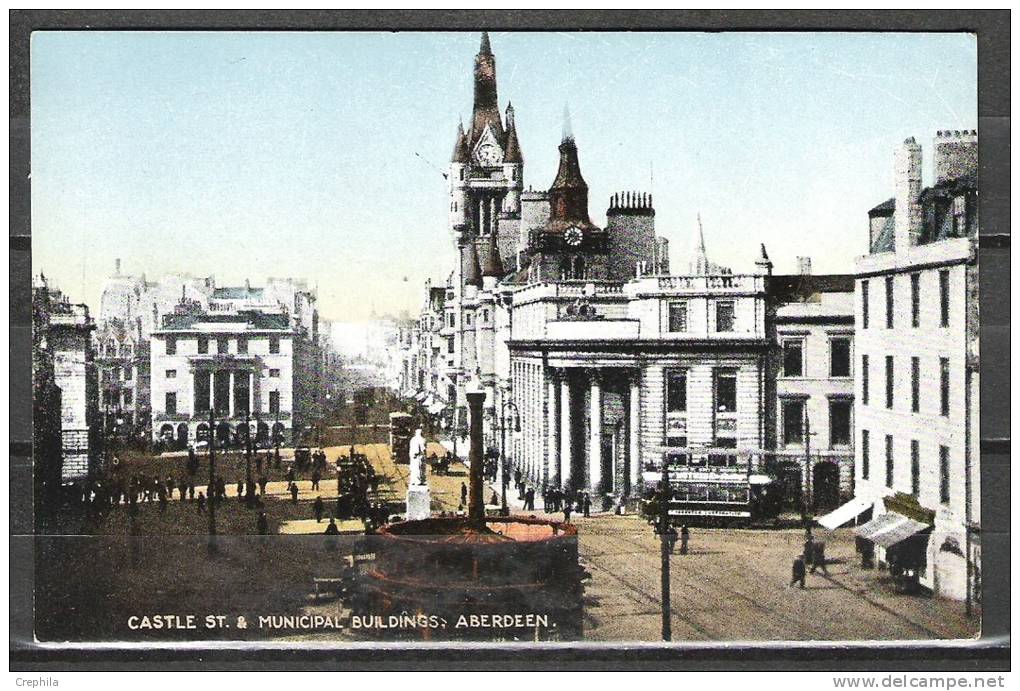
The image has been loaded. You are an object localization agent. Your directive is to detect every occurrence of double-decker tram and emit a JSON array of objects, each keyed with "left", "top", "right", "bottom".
[
  {"left": 650, "top": 446, "right": 782, "bottom": 526},
  {"left": 388, "top": 411, "right": 414, "bottom": 463}
]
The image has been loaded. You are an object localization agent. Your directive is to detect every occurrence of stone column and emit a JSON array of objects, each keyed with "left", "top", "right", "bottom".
[
  {"left": 589, "top": 371, "right": 603, "bottom": 494},
  {"left": 228, "top": 370, "right": 235, "bottom": 418},
  {"left": 629, "top": 370, "right": 642, "bottom": 494},
  {"left": 560, "top": 372, "right": 572, "bottom": 490},
  {"left": 467, "top": 390, "right": 487, "bottom": 523},
  {"left": 547, "top": 369, "right": 560, "bottom": 488}
]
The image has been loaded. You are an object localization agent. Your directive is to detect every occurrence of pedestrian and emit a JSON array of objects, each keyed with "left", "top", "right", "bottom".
[
  {"left": 159, "top": 491, "right": 168, "bottom": 513},
  {"left": 790, "top": 554, "right": 806, "bottom": 588},
  {"left": 166, "top": 477, "right": 176, "bottom": 500},
  {"left": 286, "top": 467, "right": 295, "bottom": 484},
  {"left": 803, "top": 532, "right": 815, "bottom": 569},
  {"left": 857, "top": 536, "right": 875, "bottom": 569},
  {"left": 197, "top": 491, "right": 206, "bottom": 513},
  {"left": 188, "top": 482, "right": 195, "bottom": 501},
  {"left": 811, "top": 540, "right": 828, "bottom": 575},
  {"left": 460, "top": 482, "right": 468, "bottom": 507},
  {"left": 582, "top": 493, "right": 592, "bottom": 518},
  {"left": 313, "top": 496, "right": 324, "bottom": 523},
  {"left": 311, "top": 468, "right": 321, "bottom": 491},
  {"left": 255, "top": 450, "right": 264, "bottom": 474},
  {"left": 256, "top": 511, "right": 268, "bottom": 535},
  {"left": 525, "top": 487, "right": 535, "bottom": 511},
  {"left": 563, "top": 501, "right": 572, "bottom": 523},
  {"left": 258, "top": 475, "right": 268, "bottom": 496},
  {"left": 290, "top": 482, "right": 299, "bottom": 504},
  {"left": 680, "top": 525, "right": 690, "bottom": 555},
  {"left": 490, "top": 491, "right": 499, "bottom": 506},
  {"left": 237, "top": 478, "right": 244, "bottom": 500}
]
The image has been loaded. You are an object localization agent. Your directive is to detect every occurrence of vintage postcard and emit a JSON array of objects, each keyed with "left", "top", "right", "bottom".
[{"left": 26, "top": 27, "right": 983, "bottom": 648}]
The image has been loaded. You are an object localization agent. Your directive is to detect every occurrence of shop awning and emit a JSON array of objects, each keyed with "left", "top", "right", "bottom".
[
  {"left": 817, "top": 496, "right": 872, "bottom": 530},
  {"left": 854, "top": 512, "right": 930, "bottom": 548}
]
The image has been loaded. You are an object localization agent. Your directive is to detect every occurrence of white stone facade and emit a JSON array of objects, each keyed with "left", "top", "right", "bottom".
[{"left": 853, "top": 132, "right": 979, "bottom": 602}]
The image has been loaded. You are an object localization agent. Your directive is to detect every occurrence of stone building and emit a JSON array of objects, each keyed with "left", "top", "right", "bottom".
[
  {"left": 32, "top": 275, "right": 100, "bottom": 484},
  {"left": 767, "top": 269, "right": 856, "bottom": 513},
  {"left": 95, "top": 264, "right": 328, "bottom": 445},
  {"left": 851, "top": 130, "right": 979, "bottom": 602},
  {"left": 149, "top": 297, "right": 300, "bottom": 446}
]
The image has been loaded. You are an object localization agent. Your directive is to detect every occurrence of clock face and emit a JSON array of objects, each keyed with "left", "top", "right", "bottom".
[
  {"left": 564, "top": 226, "right": 584, "bottom": 247},
  {"left": 476, "top": 143, "right": 501, "bottom": 166}
]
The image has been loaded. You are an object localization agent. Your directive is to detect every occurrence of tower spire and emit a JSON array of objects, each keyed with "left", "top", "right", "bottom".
[
  {"left": 694, "top": 213, "right": 710, "bottom": 275},
  {"left": 470, "top": 31, "right": 503, "bottom": 146}
]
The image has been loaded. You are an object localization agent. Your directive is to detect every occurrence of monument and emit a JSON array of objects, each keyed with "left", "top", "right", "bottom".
[{"left": 405, "top": 428, "right": 431, "bottom": 520}]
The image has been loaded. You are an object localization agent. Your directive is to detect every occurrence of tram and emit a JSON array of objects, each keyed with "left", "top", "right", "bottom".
[{"left": 388, "top": 412, "right": 414, "bottom": 463}]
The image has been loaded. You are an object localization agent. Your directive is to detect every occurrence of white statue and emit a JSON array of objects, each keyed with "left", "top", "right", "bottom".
[{"left": 408, "top": 428, "right": 428, "bottom": 486}]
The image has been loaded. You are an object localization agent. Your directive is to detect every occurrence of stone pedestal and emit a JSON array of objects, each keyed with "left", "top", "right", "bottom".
[{"left": 406, "top": 484, "right": 432, "bottom": 521}]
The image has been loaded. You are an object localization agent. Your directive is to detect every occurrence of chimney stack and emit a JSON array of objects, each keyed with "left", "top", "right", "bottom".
[
  {"left": 934, "top": 129, "right": 978, "bottom": 184},
  {"left": 797, "top": 256, "right": 812, "bottom": 275},
  {"left": 894, "top": 137, "right": 923, "bottom": 255}
]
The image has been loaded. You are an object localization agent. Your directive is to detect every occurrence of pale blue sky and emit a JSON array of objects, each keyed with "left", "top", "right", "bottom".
[{"left": 31, "top": 31, "right": 976, "bottom": 321}]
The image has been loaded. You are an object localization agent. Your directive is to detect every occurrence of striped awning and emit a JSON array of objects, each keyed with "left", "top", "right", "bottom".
[{"left": 854, "top": 512, "right": 930, "bottom": 548}]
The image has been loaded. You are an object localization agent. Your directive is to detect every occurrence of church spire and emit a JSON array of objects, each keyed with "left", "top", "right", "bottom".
[
  {"left": 503, "top": 103, "right": 523, "bottom": 163},
  {"left": 470, "top": 31, "right": 504, "bottom": 147},
  {"left": 463, "top": 241, "right": 483, "bottom": 288},
  {"left": 694, "top": 213, "right": 710, "bottom": 275}
]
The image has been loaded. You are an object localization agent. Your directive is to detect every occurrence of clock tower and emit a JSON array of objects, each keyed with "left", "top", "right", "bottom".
[{"left": 524, "top": 112, "right": 608, "bottom": 282}]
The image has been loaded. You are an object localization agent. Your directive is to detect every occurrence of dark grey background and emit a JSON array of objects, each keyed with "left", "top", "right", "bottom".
[{"left": 9, "top": 9, "right": 1010, "bottom": 671}]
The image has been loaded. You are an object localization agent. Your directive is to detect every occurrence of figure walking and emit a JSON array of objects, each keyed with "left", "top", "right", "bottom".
[{"left": 790, "top": 554, "right": 806, "bottom": 588}]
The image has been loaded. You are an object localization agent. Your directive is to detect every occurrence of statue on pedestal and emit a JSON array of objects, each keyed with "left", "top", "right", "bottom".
[{"left": 408, "top": 428, "right": 428, "bottom": 487}]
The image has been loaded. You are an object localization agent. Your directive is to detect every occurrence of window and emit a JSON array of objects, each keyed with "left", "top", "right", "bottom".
[
  {"left": 782, "top": 399, "right": 805, "bottom": 445},
  {"left": 166, "top": 369, "right": 177, "bottom": 379},
  {"left": 238, "top": 337, "right": 248, "bottom": 354},
  {"left": 829, "top": 399, "right": 851, "bottom": 447},
  {"left": 939, "top": 270, "right": 950, "bottom": 327},
  {"left": 447, "top": 337, "right": 454, "bottom": 354},
  {"left": 269, "top": 337, "right": 280, "bottom": 354},
  {"left": 269, "top": 391, "right": 280, "bottom": 414},
  {"left": 940, "top": 357, "right": 950, "bottom": 416},
  {"left": 123, "top": 390, "right": 133, "bottom": 406},
  {"left": 952, "top": 195, "right": 967, "bottom": 235},
  {"left": 885, "top": 276, "right": 894, "bottom": 329},
  {"left": 830, "top": 337, "right": 851, "bottom": 377},
  {"left": 666, "top": 371, "right": 687, "bottom": 412},
  {"left": 918, "top": 355, "right": 926, "bottom": 410},
  {"left": 939, "top": 445, "right": 950, "bottom": 503},
  {"left": 861, "top": 430, "right": 870, "bottom": 480},
  {"left": 861, "top": 280, "right": 869, "bottom": 329},
  {"left": 885, "top": 355, "right": 894, "bottom": 409},
  {"left": 862, "top": 355, "right": 869, "bottom": 405},
  {"left": 918, "top": 438, "right": 926, "bottom": 494},
  {"left": 166, "top": 336, "right": 177, "bottom": 355},
  {"left": 448, "top": 313, "right": 455, "bottom": 328},
  {"left": 715, "top": 301, "right": 735, "bottom": 332},
  {"left": 217, "top": 337, "right": 229, "bottom": 355},
  {"left": 198, "top": 336, "right": 209, "bottom": 354},
  {"left": 715, "top": 370, "right": 737, "bottom": 412},
  {"left": 668, "top": 301, "right": 688, "bottom": 332},
  {"left": 466, "top": 314, "right": 472, "bottom": 326},
  {"left": 124, "top": 365, "right": 133, "bottom": 381},
  {"left": 782, "top": 339, "right": 804, "bottom": 377},
  {"left": 165, "top": 392, "right": 177, "bottom": 415},
  {"left": 269, "top": 368, "right": 281, "bottom": 378},
  {"left": 885, "top": 434, "right": 894, "bottom": 488},
  {"left": 911, "top": 273, "right": 921, "bottom": 328}
]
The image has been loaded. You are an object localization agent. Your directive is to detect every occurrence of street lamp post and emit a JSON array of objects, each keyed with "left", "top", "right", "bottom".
[
  {"left": 653, "top": 456, "right": 676, "bottom": 641},
  {"left": 207, "top": 407, "right": 218, "bottom": 556},
  {"left": 498, "top": 400, "right": 521, "bottom": 517}
]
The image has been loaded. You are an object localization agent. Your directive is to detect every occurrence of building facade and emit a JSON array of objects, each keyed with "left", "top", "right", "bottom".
[
  {"left": 853, "top": 130, "right": 979, "bottom": 602},
  {"left": 32, "top": 275, "right": 101, "bottom": 484}
]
